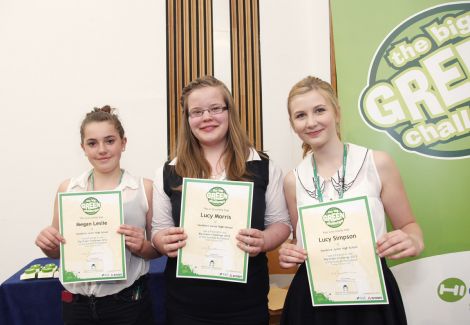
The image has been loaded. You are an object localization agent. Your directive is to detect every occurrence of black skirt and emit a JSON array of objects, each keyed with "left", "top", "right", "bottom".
[{"left": 281, "top": 259, "right": 407, "bottom": 325}]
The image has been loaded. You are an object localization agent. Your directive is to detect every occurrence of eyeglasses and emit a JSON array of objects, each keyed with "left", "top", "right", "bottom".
[{"left": 187, "top": 106, "right": 228, "bottom": 118}]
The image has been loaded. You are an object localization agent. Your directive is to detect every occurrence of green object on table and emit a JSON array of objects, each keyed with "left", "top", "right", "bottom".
[{"left": 20, "top": 263, "right": 58, "bottom": 280}]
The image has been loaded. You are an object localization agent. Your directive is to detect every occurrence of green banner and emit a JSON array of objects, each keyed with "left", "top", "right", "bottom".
[
  {"left": 331, "top": 0, "right": 469, "bottom": 262},
  {"left": 331, "top": 1, "right": 470, "bottom": 322}
]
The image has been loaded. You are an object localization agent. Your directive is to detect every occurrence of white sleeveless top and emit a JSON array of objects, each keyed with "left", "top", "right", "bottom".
[
  {"left": 294, "top": 143, "right": 386, "bottom": 248},
  {"left": 61, "top": 169, "right": 150, "bottom": 297}
]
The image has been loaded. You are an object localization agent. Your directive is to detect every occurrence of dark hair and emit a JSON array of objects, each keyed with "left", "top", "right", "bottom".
[{"left": 80, "top": 105, "right": 125, "bottom": 143}]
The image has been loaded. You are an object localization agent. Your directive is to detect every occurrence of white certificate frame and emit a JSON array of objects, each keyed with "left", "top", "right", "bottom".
[
  {"left": 299, "top": 196, "right": 388, "bottom": 306},
  {"left": 58, "top": 190, "right": 126, "bottom": 283},
  {"left": 177, "top": 178, "right": 253, "bottom": 283}
]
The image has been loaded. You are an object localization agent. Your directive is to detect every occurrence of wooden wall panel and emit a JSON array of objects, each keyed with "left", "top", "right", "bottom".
[
  {"left": 167, "top": 0, "right": 213, "bottom": 158},
  {"left": 167, "top": 0, "right": 263, "bottom": 155},
  {"left": 230, "top": 0, "right": 263, "bottom": 151},
  {"left": 329, "top": 0, "right": 337, "bottom": 93}
]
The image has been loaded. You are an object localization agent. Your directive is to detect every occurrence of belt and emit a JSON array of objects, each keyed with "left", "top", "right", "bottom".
[{"left": 62, "top": 274, "right": 148, "bottom": 303}]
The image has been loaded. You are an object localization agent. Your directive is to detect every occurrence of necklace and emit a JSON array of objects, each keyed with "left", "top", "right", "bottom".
[
  {"left": 312, "top": 144, "right": 348, "bottom": 202},
  {"left": 88, "top": 169, "right": 124, "bottom": 191}
]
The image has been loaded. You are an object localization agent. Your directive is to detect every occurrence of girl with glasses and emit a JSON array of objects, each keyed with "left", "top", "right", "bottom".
[{"left": 152, "top": 76, "right": 291, "bottom": 325}]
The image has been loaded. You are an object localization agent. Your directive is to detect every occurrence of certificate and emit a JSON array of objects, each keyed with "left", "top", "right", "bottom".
[
  {"left": 177, "top": 178, "right": 253, "bottom": 283},
  {"left": 299, "top": 196, "right": 388, "bottom": 306},
  {"left": 58, "top": 191, "right": 126, "bottom": 283}
]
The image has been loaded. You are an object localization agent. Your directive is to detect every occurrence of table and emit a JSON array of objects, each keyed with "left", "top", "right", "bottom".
[{"left": 0, "top": 256, "right": 167, "bottom": 325}]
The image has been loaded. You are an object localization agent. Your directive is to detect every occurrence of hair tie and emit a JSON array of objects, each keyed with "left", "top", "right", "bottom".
[{"left": 92, "top": 105, "right": 115, "bottom": 115}]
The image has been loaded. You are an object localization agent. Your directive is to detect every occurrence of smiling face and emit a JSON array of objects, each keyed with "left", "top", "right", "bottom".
[
  {"left": 81, "top": 121, "right": 126, "bottom": 174},
  {"left": 289, "top": 89, "right": 340, "bottom": 150},
  {"left": 187, "top": 86, "right": 229, "bottom": 149}
]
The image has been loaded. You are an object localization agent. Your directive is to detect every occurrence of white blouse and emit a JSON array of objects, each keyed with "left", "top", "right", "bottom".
[
  {"left": 294, "top": 144, "right": 386, "bottom": 248},
  {"left": 61, "top": 169, "right": 150, "bottom": 297}
]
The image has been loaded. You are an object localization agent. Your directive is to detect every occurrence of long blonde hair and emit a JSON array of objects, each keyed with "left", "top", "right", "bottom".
[
  {"left": 287, "top": 76, "right": 341, "bottom": 157},
  {"left": 174, "top": 76, "right": 253, "bottom": 180}
]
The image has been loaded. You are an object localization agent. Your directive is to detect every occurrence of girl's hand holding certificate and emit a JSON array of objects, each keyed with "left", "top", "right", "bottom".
[
  {"left": 236, "top": 228, "right": 265, "bottom": 257},
  {"left": 153, "top": 227, "right": 187, "bottom": 258},
  {"left": 376, "top": 228, "right": 424, "bottom": 259},
  {"left": 36, "top": 226, "right": 65, "bottom": 258},
  {"left": 279, "top": 241, "right": 307, "bottom": 269},
  {"left": 117, "top": 224, "right": 146, "bottom": 255}
]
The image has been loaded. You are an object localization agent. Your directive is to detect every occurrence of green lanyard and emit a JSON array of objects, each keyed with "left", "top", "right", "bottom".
[
  {"left": 88, "top": 169, "right": 124, "bottom": 191},
  {"left": 312, "top": 144, "right": 348, "bottom": 202}
]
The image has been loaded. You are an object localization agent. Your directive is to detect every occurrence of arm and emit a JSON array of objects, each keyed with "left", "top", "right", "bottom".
[
  {"left": 237, "top": 160, "right": 291, "bottom": 257},
  {"left": 278, "top": 171, "right": 307, "bottom": 268},
  {"left": 237, "top": 223, "right": 291, "bottom": 257},
  {"left": 284, "top": 171, "right": 299, "bottom": 237},
  {"left": 150, "top": 166, "right": 186, "bottom": 258},
  {"left": 374, "top": 151, "right": 424, "bottom": 259},
  {"left": 118, "top": 178, "right": 161, "bottom": 259},
  {"left": 35, "top": 180, "right": 69, "bottom": 259}
]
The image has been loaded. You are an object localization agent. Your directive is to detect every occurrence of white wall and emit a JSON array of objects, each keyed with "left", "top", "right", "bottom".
[
  {"left": 0, "top": 0, "right": 168, "bottom": 282},
  {"left": 259, "top": 0, "right": 330, "bottom": 172},
  {"left": 213, "top": 0, "right": 232, "bottom": 90},
  {"left": 0, "top": 0, "right": 330, "bottom": 282}
]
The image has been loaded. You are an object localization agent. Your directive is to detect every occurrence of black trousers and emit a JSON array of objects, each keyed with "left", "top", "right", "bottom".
[
  {"left": 167, "top": 311, "right": 268, "bottom": 325},
  {"left": 62, "top": 276, "right": 154, "bottom": 325}
]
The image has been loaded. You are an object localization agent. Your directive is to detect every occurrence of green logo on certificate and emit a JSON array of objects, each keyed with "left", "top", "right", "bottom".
[
  {"left": 437, "top": 278, "right": 466, "bottom": 302},
  {"left": 80, "top": 197, "right": 101, "bottom": 215},
  {"left": 322, "top": 207, "right": 345, "bottom": 228},
  {"left": 206, "top": 187, "right": 229, "bottom": 206}
]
